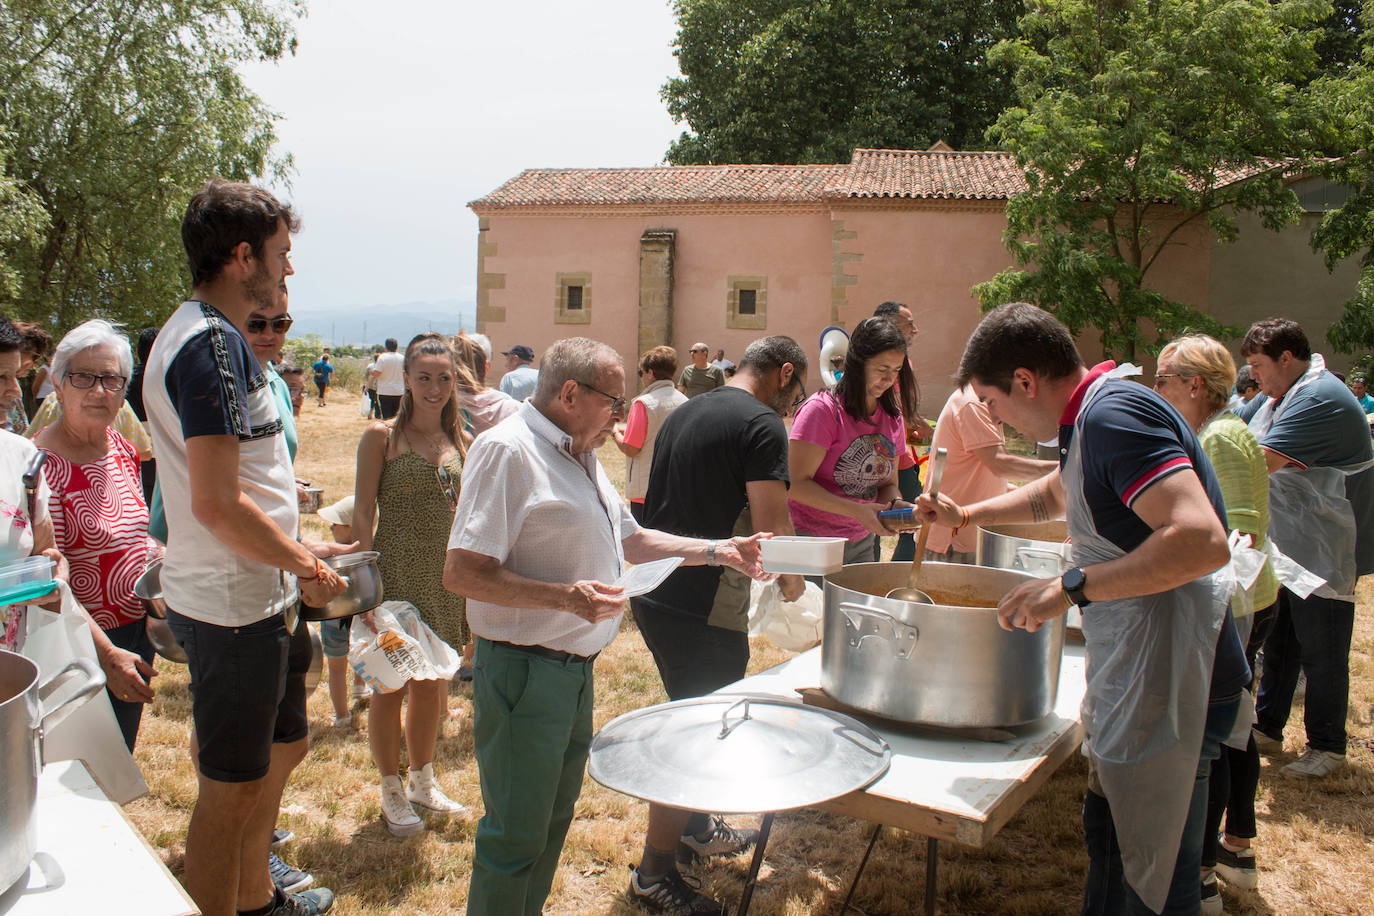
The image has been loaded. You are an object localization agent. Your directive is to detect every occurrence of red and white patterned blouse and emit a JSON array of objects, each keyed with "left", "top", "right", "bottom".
[{"left": 42, "top": 429, "right": 151, "bottom": 630}]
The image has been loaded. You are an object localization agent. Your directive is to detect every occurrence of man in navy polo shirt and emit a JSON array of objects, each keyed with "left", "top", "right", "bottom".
[
  {"left": 916, "top": 303, "right": 1249, "bottom": 915},
  {"left": 1236, "top": 318, "right": 1374, "bottom": 778}
]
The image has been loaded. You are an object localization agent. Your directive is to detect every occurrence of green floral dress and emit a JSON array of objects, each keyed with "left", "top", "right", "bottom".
[{"left": 373, "top": 449, "right": 468, "bottom": 651}]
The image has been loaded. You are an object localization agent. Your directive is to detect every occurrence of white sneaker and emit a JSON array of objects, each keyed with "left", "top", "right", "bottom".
[
  {"left": 380, "top": 775, "right": 423, "bottom": 836},
  {"left": 1281, "top": 748, "right": 1347, "bottom": 779},
  {"left": 1251, "top": 727, "right": 1283, "bottom": 755},
  {"left": 1200, "top": 870, "right": 1224, "bottom": 915},
  {"left": 405, "top": 763, "right": 468, "bottom": 816}
]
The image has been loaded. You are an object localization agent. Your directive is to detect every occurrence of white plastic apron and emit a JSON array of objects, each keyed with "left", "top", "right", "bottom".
[
  {"left": 1247, "top": 354, "right": 1373, "bottom": 602},
  {"left": 1064, "top": 373, "right": 1227, "bottom": 913}
]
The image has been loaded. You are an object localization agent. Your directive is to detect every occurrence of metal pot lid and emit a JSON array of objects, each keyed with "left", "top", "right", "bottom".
[{"left": 588, "top": 693, "right": 890, "bottom": 813}]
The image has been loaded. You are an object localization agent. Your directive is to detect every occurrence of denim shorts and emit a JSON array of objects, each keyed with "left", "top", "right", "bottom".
[
  {"left": 318, "top": 617, "right": 352, "bottom": 659},
  {"left": 167, "top": 609, "right": 310, "bottom": 783}
]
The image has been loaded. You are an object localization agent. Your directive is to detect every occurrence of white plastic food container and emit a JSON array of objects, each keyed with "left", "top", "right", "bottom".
[{"left": 759, "top": 536, "right": 847, "bottom": 576}]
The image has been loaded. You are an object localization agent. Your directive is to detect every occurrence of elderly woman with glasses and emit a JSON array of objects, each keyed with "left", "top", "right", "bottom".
[
  {"left": 31, "top": 319, "right": 157, "bottom": 751},
  {"left": 1153, "top": 334, "right": 1278, "bottom": 899}
]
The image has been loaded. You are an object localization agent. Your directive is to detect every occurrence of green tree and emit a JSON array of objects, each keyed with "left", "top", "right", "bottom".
[
  {"left": 1312, "top": 4, "right": 1374, "bottom": 355},
  {"left": 974, "top": 0, "right": 1329, "bottom": 360},
  {"left": 662, "top": 0, "right": 1024, "bottom": 165},
  {"left": 0, "top": 0, "right": 303, "bottom": 333}
]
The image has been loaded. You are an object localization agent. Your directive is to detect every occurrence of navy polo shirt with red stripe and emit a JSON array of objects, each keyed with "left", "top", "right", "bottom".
[{"left": 1060, "top": 362, "right": 1250, "bottom": 697}]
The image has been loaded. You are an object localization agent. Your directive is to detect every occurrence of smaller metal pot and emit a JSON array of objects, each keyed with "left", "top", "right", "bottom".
[
  {"left": 299, "top": 487, "right": 324, "bottom": 514},
  {"left": 303, "top": 625, "right": 323, "bottom": 695},
  {"left": 299, "top": 551, "right": 384, "bottom": 621},
  {"left": 145, "top": 615, "right": 187, "bottom": 664},
  {"left": 132, "top": 559, "right": 167, "bottom": 619}
]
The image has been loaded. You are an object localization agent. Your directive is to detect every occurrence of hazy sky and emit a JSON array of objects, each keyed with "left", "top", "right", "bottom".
[{"left": 239, "top": 1, "right": 682, "bottom": 313}]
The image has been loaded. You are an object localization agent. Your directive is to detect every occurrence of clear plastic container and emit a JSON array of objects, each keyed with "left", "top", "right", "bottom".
[{"left": 0, "top": 555, "right": 57, "bottom": 604}]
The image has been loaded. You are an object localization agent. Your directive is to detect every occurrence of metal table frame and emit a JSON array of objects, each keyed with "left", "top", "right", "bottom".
[{"left": 721, "top": 644, "right": 1086, "bottom": 915}]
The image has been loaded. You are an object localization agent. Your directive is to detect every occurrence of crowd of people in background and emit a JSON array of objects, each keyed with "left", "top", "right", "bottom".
[{"left": 3, "top": 177, "right": 1371, "bottom": 916}]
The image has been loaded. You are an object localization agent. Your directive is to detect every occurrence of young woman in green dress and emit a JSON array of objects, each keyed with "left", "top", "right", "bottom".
[{"left": 353, "top": 332, "right": 474, "bottom": 836}]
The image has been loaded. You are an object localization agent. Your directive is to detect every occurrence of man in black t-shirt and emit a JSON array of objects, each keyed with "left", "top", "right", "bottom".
[{"left": 626, "top": 336, "right": 807, "bottom": 916}]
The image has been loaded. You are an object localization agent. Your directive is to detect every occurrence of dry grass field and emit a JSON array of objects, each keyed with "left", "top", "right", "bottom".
[{"left": 124, "top": 399, "right": 1374, "bottom": 914}]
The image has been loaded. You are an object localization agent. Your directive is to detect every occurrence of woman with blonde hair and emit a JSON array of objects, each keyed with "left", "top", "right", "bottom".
[
  {"left": 451, "top": 334, "right": 518, "bottom": 435},
  {"left": 1153, "top": 333, "right": 1277, "bottom": 903},
  {"left": 354, "top": 332, "right": 473, "bottom": 835}
]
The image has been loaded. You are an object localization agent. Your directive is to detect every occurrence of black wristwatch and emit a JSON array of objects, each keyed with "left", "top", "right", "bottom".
[{"left": 1061, "top": 567, "right": 1090, "bottom": 608}]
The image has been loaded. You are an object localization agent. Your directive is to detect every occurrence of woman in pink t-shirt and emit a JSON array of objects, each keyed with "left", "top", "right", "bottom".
[{"left": 788, "top": 317, "right": 917, "bottom": 563}]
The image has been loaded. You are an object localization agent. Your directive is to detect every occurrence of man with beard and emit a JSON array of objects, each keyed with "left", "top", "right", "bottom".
[
  {"left": 145, "top": 179, "right": 347, "bottom": 916},
  {"left": 627, "top": 336, "right": 808, "bottom": 915}
]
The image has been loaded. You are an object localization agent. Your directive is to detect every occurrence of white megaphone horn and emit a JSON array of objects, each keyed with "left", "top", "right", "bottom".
[{"left": 818, "top": 325, "right": 850, "bottom": 389}]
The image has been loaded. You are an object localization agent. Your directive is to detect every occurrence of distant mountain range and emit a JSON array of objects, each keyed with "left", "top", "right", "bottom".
[{"left": 286, "top": 299, "right": 478, "bottom": 347}]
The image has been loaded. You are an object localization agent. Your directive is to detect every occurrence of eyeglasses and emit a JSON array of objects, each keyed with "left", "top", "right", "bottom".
[
  {"left": 577, "top": 380, "right": 627, "bottom": 415},
  {"left": 1151, "top": 373, "right": 1184, "bottom": 389},
  {"left": 790, "top": 377, "right": 807, "bottom": 411},
  {"left": 245, "top": 314, "right": 294, "bottom": 334},
  {"left": 65, "top": 371, "right": 127, "bottom": 392},
  {"left": 435, "top": 465, "right": 458, "bottom": 511}
]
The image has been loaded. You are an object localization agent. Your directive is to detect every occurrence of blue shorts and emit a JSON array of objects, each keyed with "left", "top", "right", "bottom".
[
  {"left": 318, "top": 617, "right": 352, "bottom": 659},
  {"left": 167, "top": 610, "right": 310, "bottom": 783}
]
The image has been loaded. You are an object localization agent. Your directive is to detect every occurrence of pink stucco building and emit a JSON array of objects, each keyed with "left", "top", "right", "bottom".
[{"left": 469, "top": 148, "right": 1361, "bottom": 406}]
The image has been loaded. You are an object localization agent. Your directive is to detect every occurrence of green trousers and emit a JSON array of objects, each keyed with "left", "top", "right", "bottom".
[{"left": 466, "top": 637, "right": 596, "bottom": 916}]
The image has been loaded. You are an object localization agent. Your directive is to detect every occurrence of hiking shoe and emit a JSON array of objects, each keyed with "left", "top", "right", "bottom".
[
  {"left": 1281, "top": 748, "right": 1346, "bottom": 779},
  {"left": 271, "top": 828, "right": 294, "bottom": 849},
  {"left": 1214, "top": 838, "right": 1258, "bottom": 890},
  {"left": 268, "top": 852, "right": 312, "bottom": 893},
  {"left": 676, "top": 815, "right": 758, "bottom": 864},
  {"left": 405, "top": 763, "right": 469, "bottom": 816},
  {"left": 270, "top": 887, "right": 335, "bottom": 915},
  {"left": 627, "top": 867, "right": 724, "bottom": 915},
  {"left": 1251, "top": 727, "right": 1283, "bottom": 755},
  {"left": 381, "top": 775, "right": 424, "bottom": 836},
  {"left": 1200, "top": 870, "right": 1223, "bottom": 915}
]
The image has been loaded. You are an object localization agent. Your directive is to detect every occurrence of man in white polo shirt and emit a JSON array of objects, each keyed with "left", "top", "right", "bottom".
[
  {"left": 373, "top": 337, "right": 405, "bottom": 419},
  {"left": 443, "top": 337, "right": 769, "bottom": 916},
  {"left": 146, "top": 179, "right": 347, "bottom": 916}
]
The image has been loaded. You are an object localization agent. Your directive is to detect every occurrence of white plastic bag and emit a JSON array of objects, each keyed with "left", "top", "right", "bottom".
[
  {"left": 358, "top": 393, "right": 372, "bottom": 418},
  {"left": 348, "top": 600, "right": 461, "bottom": 693},
  {"left": 24, "top": 583, "right": 148, "bottom": 804},
  {"left": 748, "top": 579, "right": 824, "bottom": 652}
]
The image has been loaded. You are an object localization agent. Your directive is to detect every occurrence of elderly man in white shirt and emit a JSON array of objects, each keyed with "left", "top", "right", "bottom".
[{"left": 443, "top": 337, "right": 768, "bottom": 916}]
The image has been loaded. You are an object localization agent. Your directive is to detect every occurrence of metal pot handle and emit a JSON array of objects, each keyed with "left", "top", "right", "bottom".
[
  {"left": 37, "top": 657, "right": 105, "bottom": 738},
  {"left": 1014, "top": 546, "right": 1069, "bottom": 576},
  {"left": 838, "top": 603, "right": 919, "bottom": 659}
]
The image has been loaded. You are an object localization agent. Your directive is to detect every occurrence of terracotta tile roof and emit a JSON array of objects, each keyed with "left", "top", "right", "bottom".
[
  {"left": 469, "top": 149, "right": 1277, "bottom": 209},
  {"left": 469, "top": 164, "right": 849, "bottom": 209},
  {"left": 834, "top": 148, "right": 1028, "bottom": 200}
]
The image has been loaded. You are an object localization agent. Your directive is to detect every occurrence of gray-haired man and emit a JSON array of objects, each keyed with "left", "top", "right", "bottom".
[{"left": 443, "top": 337, "right": 770, "bottom": 916}]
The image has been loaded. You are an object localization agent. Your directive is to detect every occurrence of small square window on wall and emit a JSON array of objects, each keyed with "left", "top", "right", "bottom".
[
  {"left": 727, "top": 275, "right": 766, "bottom": 330},
  {"left": 555, "top": 272, "right": 591, "bottom": 324}
]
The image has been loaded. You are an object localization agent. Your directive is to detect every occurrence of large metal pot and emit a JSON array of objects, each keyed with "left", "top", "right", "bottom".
[
  {"left": 1, "top": 650, "right": 105, "bottom": 892},
  {"left": 975, "top": 521, "right": 1080, "bottom": 629},
  {"left": 821, "top": 562, "right": 1064, "bottom": 728}
]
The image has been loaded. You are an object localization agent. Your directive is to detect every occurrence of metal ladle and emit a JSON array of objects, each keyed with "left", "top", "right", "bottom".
[{"left": 885, "top": 447, "right": 947, "bottom": 604}]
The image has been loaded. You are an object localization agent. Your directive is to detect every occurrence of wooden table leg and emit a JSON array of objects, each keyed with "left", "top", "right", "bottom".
[
  {"left": 925, "top": 836, "right": 938, "bottom": 916},
  {"left": 840, "top": 823, "right": 884, "bottom": 913},
  {"left": 734, "top": 812, "right": 774, "bottom": 916}
]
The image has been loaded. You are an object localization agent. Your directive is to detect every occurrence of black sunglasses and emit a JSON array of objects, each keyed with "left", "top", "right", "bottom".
[
  {"left": 577, "top": 380, "right": 627, "bottom": 415},
  {"left": 246, "top": 314, "right": 293, "bottom": 334}
]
